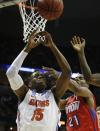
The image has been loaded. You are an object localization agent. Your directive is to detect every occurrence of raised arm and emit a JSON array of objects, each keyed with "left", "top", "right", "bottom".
[
  {"left": 39, "top": 31, "right": 71, "bottom": 102},
  {"left": 71, "top": 36, "right": 100, "bottom": 87},
  {"left": 6, "top": 30, "right": 41, "bottom": 100}
]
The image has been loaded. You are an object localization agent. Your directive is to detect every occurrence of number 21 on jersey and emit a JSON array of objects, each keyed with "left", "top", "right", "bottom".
[{"left": 69, "top": 115, "right": 80, "bottom": 127}]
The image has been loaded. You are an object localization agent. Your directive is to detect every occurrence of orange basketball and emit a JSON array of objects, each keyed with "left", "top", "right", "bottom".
[{"left": 37, "top": 0, "right": 64, "bottom": 20}]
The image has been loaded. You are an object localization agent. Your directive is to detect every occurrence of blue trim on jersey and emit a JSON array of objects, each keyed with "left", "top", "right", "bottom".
[
  {"left": 31, "top": 89, "right": 36, "bottom": 96},
  {"left": 89, "top": 108, "right": 96, "bottom": 121},
  {"left": 56, "top": 124, "right": 59, "bottom": 131},
  {"left": 31, "top": 89, "right": 48, "bottom": 97},
  {"left": 89, "top": 108, "right": 97, "bottom": 131}
]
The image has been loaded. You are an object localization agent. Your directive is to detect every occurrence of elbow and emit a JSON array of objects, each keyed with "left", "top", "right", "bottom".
[
  {"left": 6, "top": 68, "right": 11, "bottom": 76},
  {"left": 6, "top": 66, "right": 16, "bottom": 78},
  {"left": 6, "top": 68, "right": 10, "bottom": 78}
]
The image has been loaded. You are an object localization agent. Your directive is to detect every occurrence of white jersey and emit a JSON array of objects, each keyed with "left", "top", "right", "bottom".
[{"left": 16, "top": 89, "right": 61, "bottom": 131}]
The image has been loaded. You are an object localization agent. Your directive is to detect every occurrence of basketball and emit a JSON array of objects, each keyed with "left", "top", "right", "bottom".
[{"left": 37, "top": 0, "right": 64, "bottom": 20}]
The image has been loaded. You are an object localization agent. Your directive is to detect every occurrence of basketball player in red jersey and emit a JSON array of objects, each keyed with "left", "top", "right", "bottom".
[
  {"left": 59, "top": 36, "right": 100, "bottom": 131},
  {"left": 6, "top": 30, "right": 71, "bottom": 131},
  {"left": 70, "top": 35, "right": 100, "bottom": 130},
  {"left": 60, "top": 73, "right": 99, "bottom": 131}
]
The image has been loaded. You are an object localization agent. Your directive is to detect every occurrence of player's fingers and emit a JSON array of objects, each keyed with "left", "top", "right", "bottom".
[
  {"left": 30, "top": 27, "right": 40, "bottom": 38},
  {"left": 35, "top": 31, "right": 48, "bottom": 36},
  {"left": 37, "top": 31, "right": 51, "bottom": 39},
  {"left": 42, "top": 66, "right": 52, "bottom": 71},
  {"left": 77, "top": 36, "right": 81, "bottom": 44},
  {"left": 72, "top": 36, "right": 76, "bottom": 45},
  {"left": 81, "top": 38, "right": 85, "bottom": 44},
  {"left": 42, "top": 67, "right": 55, "bottom": 73},
  {"left": 70, "top": 40, "right": 74, "bottom": 46},
  {"left": 81, "top": 38, "right": 85, "bottom": 42},
  {"left": 74, "top": 36, "right": 78, "bottom": 44}
]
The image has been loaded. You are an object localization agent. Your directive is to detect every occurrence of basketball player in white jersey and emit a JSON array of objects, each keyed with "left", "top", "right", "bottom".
[{"left": 6, "top": 30, "right": 71, "bottom": 131}]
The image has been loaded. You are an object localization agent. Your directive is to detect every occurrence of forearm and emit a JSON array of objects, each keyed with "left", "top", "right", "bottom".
[
  {"left": 50, "top": 43, "right": 71, "bottom": 76},
  {"left": 78, "top": 49, "right": 92, "bottom": 80},
  {"left": 6, "top": 46, "right": 30, "bottom": 90}
]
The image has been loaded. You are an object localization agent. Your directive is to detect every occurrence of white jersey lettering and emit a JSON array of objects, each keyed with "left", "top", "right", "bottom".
[{"left": 65, "top": 101, "right": 80, "bottom": 114}]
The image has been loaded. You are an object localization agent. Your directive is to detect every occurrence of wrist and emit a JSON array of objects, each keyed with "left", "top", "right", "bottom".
[
  {"left": 77, "top": 49, "right": 84, "bottom": 55},
  {"left": 49, "top": 42, "right": 56, "bottom": 49},
  {"left": 23, "top": 46, "right": 32, "bottom": 53}
]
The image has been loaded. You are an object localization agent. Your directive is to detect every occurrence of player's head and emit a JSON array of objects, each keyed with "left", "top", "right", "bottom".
[
  {"left": 28, "top": 70, "right": 47, "bottom": 92},
  {"left": 71, "top": 73, "right": 89, "bottom": 88},
  {"left": 28, "top": 68, "right": 58, "bottom": 92}
]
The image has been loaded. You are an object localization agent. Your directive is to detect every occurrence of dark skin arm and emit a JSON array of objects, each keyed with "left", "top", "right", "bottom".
[
  {"left": 59, "top": 79, "right": 94, "bottom": 110},
  {"left": 40, "top": 31, "right": 71, "bottom": 104},
  {"left": 71, "top": 36, "right": 100, "bottom": 87}
]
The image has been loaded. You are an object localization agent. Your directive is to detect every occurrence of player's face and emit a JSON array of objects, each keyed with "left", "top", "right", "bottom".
[
  {"left": 29, "top": 72, "right": 47, "bottom": 92},
  {"left": 74, "top": 75, "right": 89, "bottom": 88}
]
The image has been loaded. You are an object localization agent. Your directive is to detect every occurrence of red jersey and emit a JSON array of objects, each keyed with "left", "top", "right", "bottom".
[{"left": 65, "top": 95, "right": 99, "bottom": 131}]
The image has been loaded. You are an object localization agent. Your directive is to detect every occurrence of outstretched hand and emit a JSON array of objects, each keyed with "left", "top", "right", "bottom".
[
  {"left": 37, "top": 31, "right": 54, "bottom": 48},
  {"left": 25, "top": 30, "right": 55, "bottom": 53},
  {"left": 70, "top": 36, "right": 85, "bottom": 52},
  {"left": 24, "top": 29, "right": 44, "bottom": 52},
  {"left": 42, "top": 66, "right": 58, "bottom": 75}
]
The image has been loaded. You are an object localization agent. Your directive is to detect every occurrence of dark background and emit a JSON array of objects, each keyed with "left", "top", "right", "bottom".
[{"left": 0, "top": 0, "right": 100, "bottom": 130}]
